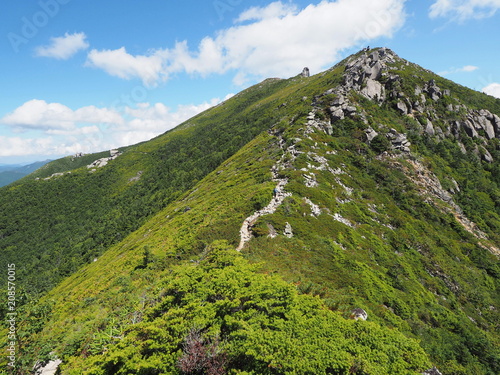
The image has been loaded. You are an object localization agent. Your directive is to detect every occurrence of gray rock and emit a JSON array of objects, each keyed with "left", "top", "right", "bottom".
[
  {"left": 473, "top": 112, "right": 496, "bottom": 139},
  {"left": 483, "top": 120, "right": 496, "bottom": 140},
  {"left": 34, "top": 359, "right": 62, "bottom": 375},
  {"left": 323, "top": 123, "right": 334, "bottom": 135},
  {"left": 369, "top": 50, "right": 380, "bottom": 62},
  {"left": 458, "top": 142, "right": 467, "bottom": 154},
  {"left": 492, "top": 114, "right": 500, "bottom": 137},
  {"left": 332, "top": 94, "right": 345, "bottom": 106},
  {"left": 449, "top": 178, "right": 460, "bottom": 194},
  {"left": 301, "top": 67, "right": 310, "bottom": 77},
  {"left": 413, "top": 100, "right": 425, "bottom": 113},
  {"left": 367, "top": 61, "right": 383, "bottom": 80},
  {"left": 329, "top": 107, "right": 345, "bottom": 122},
  {"left": 361, "top": 79, "right": 385, "bottom": 101},
  {"left": 284, "top": 222, "right": 293, "bottom": 238},
  {"left": 365, "top": 127, "right": 378, "bottom": 142},
  {"left": 426, "top": 79, "right": 442, "bottom": 101},
  {"left": 422, "top": 366, "right": 442, "bottom": 375},
  {"left": 481, "top": 148, "right": 494, "bottom": 163},
  {"left": 351, "top": 308, "right": 368, "bottom": 321},
  {"left": 462, "top": 120, "right": 479, "bottom": 138},
  {"left": 425, "top": 120, "right": 435, "bottom": 136},
  {"left": 344, "top": 105, "right": 357, "bottom": 114},
  {"left": 388, "top": 129, "right": 411, "bottom": 153},
  {"left": 396, "top": 100, "right": 408, "bottom": 114}
]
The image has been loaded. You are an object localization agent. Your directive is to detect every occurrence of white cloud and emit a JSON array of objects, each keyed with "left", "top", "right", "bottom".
[
  {"left": 1, "top": 99, "right": 123, "bottom": 132},
  {"left": 483, "top": 83, "right": 500, "bottom": 98},
  {"left": 86, "top": 47, "right": 168, "bottom": 87},
  {"left": 236, "top": 2, "right": 298, "bottom": 22},
  {"left": 461, "top": 65, "right": 479, "bottom": 72},
  {"left": 35, "top": 32, "right": 89, "bottom": 60},
  {"left": 0, "top": 96, "right": 227, "bottom": 158},
  {"left": 439, "top": 65, "right": 479, "bottom": 75},
  {"left": 85, "top": 0, "right": 406, "bottom": 86},
  {"left": 429, "top": 0, "right": 500, "bottom": 21}
]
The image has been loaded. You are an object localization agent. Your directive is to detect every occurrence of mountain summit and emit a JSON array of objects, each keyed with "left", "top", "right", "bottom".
[{"left": 1, "top": 48, "right": 499, "bottom": 374}]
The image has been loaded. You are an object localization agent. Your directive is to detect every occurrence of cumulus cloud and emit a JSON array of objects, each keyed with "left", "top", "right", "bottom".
[
  {"left": 0, "top": 96, "right": 228, "bottom": 158},
  {"left": 86, "top": 47, "right": 168, "bottom": 87},
  {"left": 35, "top": 32, "right": 89, "bottom": 59},
  {"left": 1, "top": 99, "right": 123, "bottom": 132},
  {"left": 439, "top": 65, "right": 479, "bottom": 75},
  {"left": 236, "top": 1, "right": 298, "bottom": 22},
  {"left": 483, "top": 83, "right": 500, "bottom": 98},
  {"left": 429, "top": 0, "right": 500, "bottom": 21},
  {"left": 86, "top": 0, "right": 406, "bottom": 86}
]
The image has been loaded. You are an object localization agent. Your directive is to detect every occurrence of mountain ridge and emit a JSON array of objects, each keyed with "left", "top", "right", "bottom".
[
  {"left": 1, "top": 47, "right": 499, "bottom": 374},
  {"left": 0, "top": 160, "right": 51, "bottom": 187}
]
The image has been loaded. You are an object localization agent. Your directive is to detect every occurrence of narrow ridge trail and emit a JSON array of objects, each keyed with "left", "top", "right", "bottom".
[{"left": 236, "top": 133, "right": 297, "bottom": 251}]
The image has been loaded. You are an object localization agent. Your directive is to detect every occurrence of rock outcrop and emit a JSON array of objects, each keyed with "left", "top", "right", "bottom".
[
  {"left": 350, "top": 308, "right": 368, "bottom": 321},
  {"left": 87, "top": 149, "right": 122, "bottom": 170},
  {"left": 33, "top": 359, "right": 62, "bottom": 375},
  {"left": 422, "top": 367, "right": 442, "bottom": 375}
]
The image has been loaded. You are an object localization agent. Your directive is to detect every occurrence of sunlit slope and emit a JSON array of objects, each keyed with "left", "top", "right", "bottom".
[
  {"left": 4, "top": 48, "right": 500, "bottom": 374},
  {"left": 0, "top": 71, "right": 329, "bottom": 298}
]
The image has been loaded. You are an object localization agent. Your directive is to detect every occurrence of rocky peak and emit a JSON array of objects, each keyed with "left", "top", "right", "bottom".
[
  {"left": 322, "top": 47, "right": 500, "bottom": 162},
  {"left": 342, "top": 47, "right": 398, "bottom": 102}
]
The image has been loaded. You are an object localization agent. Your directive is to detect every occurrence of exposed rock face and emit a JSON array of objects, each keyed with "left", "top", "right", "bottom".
[
  {"left": 425, "top": 120, "right": 435, "bottom": 136},
  {"left": 284, "top": 222, "right": 294, "bottom": 238},
  {"left": 365, "top": 127, "right": 378, "bottom": 142},
  {"left": 387, "top": 128, "right": 411, "bottom": 153},
  {"left": 396, "top": 100, "right": 409, "bottom": 115},
  {"left": 87, "top": 149, "right": 122, "bottom": 169},
  {"left": 425, "top": 79, "right": 442, "bottom": 101},
  {"left": 350, "top": 308, "right": 368, "bottom": 321},
  {"left": 334, "top": 48, "right": 500, "bottom": 163},
  {"left": 40, "top": 171, "right": 71, "bottom": 181},
  {"left": 301, "top": 67, "right": 310, "bottom": 78},
  {"left": 389, "top": 157, "right": 499, "bottom": 256},
  {"left": 238, "top": 47, "right": 500, "bottom": 256},
  {"left": 422, "top": 367, "right": 442, "bottom": 375},
  {"left": 33, "top": 359, "right": 62, "bottom": 375},
  {"left": 342, "top": 48, "right": 396, "bottom": 101}
]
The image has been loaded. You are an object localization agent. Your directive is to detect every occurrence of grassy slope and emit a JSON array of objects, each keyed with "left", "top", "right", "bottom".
[
  {"left": 0, "top": 76, "right": 308, "bottom": 300},
  {"left": 3, "top": 49, "right": 500, "bottom": 374}
]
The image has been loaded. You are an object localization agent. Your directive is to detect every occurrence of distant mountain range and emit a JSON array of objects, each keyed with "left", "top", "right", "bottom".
[{"left": 0, "top": 160, "right": 51, "bottom": 187}]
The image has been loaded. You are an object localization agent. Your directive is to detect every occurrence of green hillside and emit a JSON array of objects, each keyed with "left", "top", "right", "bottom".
[
  {"left": 1, "top": 48, "right": 500, "bottom": 374},
  {"left": 0, "top": 76, "right": 304, "bottom": 300}
]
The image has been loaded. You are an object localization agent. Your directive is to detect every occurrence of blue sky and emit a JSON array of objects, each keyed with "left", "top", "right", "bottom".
[{"left": 1, "top": 0, "right": 499, "bottom": 164}]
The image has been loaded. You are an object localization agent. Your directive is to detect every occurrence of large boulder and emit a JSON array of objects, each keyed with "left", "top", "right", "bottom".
[{"left": 361, "top": 79, "right": 385, "bottom": 101}]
